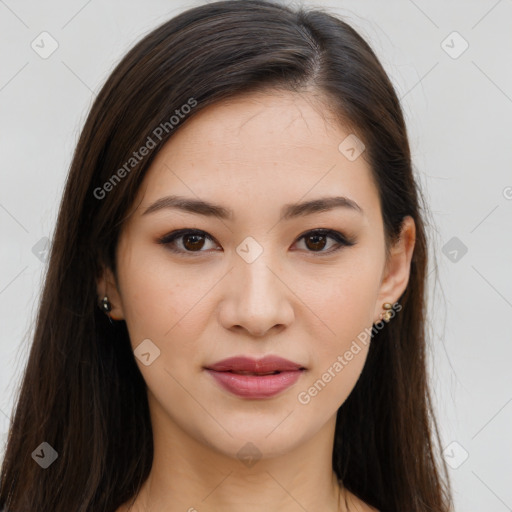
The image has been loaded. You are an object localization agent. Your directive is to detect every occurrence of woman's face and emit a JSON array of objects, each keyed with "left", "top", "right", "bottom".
[{"left": 99, "top": 90, "right": 414, "bottom": 459}]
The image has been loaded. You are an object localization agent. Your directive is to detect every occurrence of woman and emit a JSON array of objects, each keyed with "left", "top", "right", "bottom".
[{"left": 0, "top": 1, "right": 453, "bottom": 510}]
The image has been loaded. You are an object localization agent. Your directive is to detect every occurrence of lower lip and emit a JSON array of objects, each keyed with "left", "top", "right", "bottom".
[{"left": 205, "top": 369, "right": 303, "bottom": 398}]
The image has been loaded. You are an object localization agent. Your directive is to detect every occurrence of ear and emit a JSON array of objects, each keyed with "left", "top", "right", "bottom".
[
  {"left": 373, "top": 216, "right": 416, "bottom": 323},
  {"left": 96, "top": 265, "right": 125, "bottom": 321}
]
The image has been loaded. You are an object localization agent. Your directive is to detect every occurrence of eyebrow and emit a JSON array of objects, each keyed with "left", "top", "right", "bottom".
[{"left": 142, "top": 194, "right": 363, "bottom": 220}]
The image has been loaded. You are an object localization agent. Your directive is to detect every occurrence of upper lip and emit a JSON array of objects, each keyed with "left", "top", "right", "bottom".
[{"left": 205, "top": 355, "right": 305, "bottom": 373}]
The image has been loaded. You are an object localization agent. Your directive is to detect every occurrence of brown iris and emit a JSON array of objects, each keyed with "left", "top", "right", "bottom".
[
  {"left": 182, "top": 233, "right": 206, "bottom": 251},
  {"left": 303, "top": 233, "right": 328, "bottom": 251}
]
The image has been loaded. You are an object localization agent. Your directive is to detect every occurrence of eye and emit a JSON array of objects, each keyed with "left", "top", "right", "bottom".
[
  {"left": 157, "top": 228, "right": 355, "bottom": 256},
  {"left": 157, "top": 229, "right": 219, "bottom": 255},
  {"left": 294, "top": 229, "right": 356, "bottom": 254}
]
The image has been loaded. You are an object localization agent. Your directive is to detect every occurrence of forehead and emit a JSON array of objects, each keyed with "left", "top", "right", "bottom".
[
  {"left": 132, "top": 90, "right": 380, "bottom": 224},
  {"left": 163, "top": 90, "right": 349, "bottom": 160}
]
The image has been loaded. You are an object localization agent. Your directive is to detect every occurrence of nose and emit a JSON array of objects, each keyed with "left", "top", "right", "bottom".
[{"left": 218, "top": 254, "right": 295, "bottom": 338}]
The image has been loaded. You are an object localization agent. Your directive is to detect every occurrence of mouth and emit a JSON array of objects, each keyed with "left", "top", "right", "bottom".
[
  {"left": 205, "top": 355, "right": 305, "bottom": 373},
  {"left": 223, "top": 370, "right": 282, "bottom": 375},
  {"left": 204, "top": 355, "right": 306, "bottom": 399}
]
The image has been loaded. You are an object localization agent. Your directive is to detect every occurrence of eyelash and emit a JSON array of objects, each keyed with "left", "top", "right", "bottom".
[{"left": 157, "top": 228, "right": 356, "bottom": 256}]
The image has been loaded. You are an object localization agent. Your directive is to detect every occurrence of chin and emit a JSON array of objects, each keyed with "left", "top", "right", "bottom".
[{"left": 192, "top": 418, "right": 313, "bottom": 462}]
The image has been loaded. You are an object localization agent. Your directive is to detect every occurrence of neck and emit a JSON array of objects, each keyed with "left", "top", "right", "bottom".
[{"left": 123, "top": 393, "right": 346, "bottom": 512}]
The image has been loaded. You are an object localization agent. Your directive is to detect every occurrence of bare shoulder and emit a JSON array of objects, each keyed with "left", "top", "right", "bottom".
[{"left": 344, "top": 488, "right": 380, "bottom": 512}]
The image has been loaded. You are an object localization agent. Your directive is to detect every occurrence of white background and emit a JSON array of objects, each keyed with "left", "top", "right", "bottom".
[{"left": 1, "top": 1, "right": 511, "bottom": 510}]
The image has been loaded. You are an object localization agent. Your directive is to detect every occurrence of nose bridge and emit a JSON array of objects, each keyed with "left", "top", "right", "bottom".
[
  {"left": 236, "top": 243, "right": 280, "bottom": 304},
  {"left": 226, "top": 237, "right": 292, "bottom": 335}
]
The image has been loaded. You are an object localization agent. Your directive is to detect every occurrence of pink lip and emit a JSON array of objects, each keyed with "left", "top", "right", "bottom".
[{"left": 204, "top": 355, "right": 306, "bottom": 399}]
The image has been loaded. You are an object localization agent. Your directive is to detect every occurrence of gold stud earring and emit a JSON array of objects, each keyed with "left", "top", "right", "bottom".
[{"left": 381, "top": 302, "right": 393, "bottom": 322}]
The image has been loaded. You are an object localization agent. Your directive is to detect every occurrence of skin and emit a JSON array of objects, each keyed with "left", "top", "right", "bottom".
[{"left": 97, "top": 90, "right": 415, "bottom": 512}]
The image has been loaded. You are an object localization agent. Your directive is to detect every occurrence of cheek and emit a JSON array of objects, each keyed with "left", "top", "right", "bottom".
[
  {"left": 296, "top": 262, "right": 380, "bottom": 344},
  {"left": 292, "top": 260, "right": 380, "bottom": 405},
  {"left": 117, "top": 247, "right": 216, "bottom": 360},
  {"left": 295, "top": 282, "right": 374, "bottom": 416}
]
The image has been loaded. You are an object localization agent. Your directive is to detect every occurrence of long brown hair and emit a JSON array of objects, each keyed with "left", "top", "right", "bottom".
[{"left": 0, "top": 1, "right": 453, "bottom": 510}]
